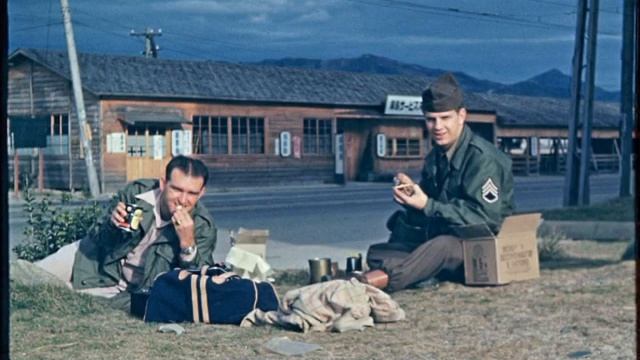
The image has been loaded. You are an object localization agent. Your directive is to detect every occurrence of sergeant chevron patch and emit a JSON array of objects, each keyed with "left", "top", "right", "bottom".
[{"left": 481, "top": 178, "right": 499, "bottom": 203}]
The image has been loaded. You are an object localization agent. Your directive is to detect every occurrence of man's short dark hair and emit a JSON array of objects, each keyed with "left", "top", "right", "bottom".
[{"left": 165, "top": 155, "right": 209, "bottom": 187}]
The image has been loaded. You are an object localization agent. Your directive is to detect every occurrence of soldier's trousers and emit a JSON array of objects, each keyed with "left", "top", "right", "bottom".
[{"left": 366, "top": 235, "right": 464, "bottom": 292}]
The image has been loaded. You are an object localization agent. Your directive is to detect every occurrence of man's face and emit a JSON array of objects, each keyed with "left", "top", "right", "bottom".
[
  {"left": 425, "top": 108, "right": 466, "bottom": 149},
  {"left": 159, "top": 168, "right": 206, "bottom": 219}
]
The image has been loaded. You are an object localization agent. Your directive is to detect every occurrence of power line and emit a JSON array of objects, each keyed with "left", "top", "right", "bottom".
[
  {"left": 522, "top": 0, "right": 621, "bottom": 14},
  {"left": 72, "top": 9, "right": 289, "bottom": 58},
  {"left": 45, "top": 0, "right": 54, "bottom": 57},
  {"left": 72, "top": 20, "right": 235, "bottom": 61},
  {"left": 73, "top": 20, "right": 139, "bottom": 43},
  {"left": 353, "top": 0, "right": 575, "bottom": 30},
  {"left": 346, "top": 0, "right": 619, "bottom": 35},
  {"left": 11, "top": 23, "right": 63, "bottom": 32},
  {"left": 71, "top": 8, "right": 277, "bottom": 54}
]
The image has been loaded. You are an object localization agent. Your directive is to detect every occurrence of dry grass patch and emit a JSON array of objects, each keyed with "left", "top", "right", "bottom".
[{"left": 11, "top": 241, "right": 635, "bottom": 359}]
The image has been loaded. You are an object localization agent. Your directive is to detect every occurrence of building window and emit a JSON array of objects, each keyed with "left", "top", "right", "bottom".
[
  {"left": 193, "top": 115, "right": 227, "bottom": 154},
  {"left": 303, "top": 118, "right": 332, "bottom": 155},
  {"left": 385, "top": 138, "right": 421, "bottom": 157},
  {"left": 126, "top": 126, "right": 166, "bottom": 158},
  {"left": 43, "top": 114, "right": 69, "bottom": 155},
  {"left": 192, "top": 115, "right": 264, "bottom": 155},
  {"left": 232, "top": 117, "right": 264, "bottom": 154}
]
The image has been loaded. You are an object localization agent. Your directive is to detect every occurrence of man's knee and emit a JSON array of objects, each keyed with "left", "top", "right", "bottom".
[
  {"left": 366, "top": 241, "right": 413, "bottom": 270},
  {"left": 426, "top": 235, "right": 464, "bottom": 269}
]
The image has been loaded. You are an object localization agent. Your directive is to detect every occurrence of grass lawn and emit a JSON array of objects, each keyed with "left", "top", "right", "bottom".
[
  {"left": 9, "top": 240, "right": 635, "bottom": 360},
  {"left": 541, "top": 197, "right": 635, "bottom": 222}
]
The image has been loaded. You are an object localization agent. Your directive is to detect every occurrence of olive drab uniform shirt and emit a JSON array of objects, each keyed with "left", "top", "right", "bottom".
[
  {"left": 71, "top": 179, "right": 217, "bottom": 292},
  {"left": 410, "top": 125, "right": 514, "bottom": 239}
]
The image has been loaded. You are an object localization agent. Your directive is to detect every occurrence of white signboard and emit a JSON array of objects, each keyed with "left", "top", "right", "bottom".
[
  {"left": 274, "top": 138, "right": 280, "bottom": 156},
  {"left": 384, "top": 95, "right": 423, "bottom": 116},
  {"left": 376, "top": 133, "right": 386, "bottom": 157},
  {"left": 530, "top": 137, "right": 538, "bottom": 156},
  {"left": 335, "top": 134, "right": 344, "bottom": 175},
  {"left": 172, "top": 130, "right": 193, "bottom": 156},
  {"left": 152, "top": 135, "right": 164, "bottom": 159},
  {"left": 8, "top": 132, "right": 14, "bottom": 155},
  {"left": 292, "top": 136, "right": 301, "bottom": 159},
  {"left": 279, "top": 132, "right": 291, "bottom": 157},
  {"left": 106, "top": 133, "right": 126, "bottom": 153}
]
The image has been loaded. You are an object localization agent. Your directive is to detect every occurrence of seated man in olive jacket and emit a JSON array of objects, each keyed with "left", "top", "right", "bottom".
[
  {"left": 37, "top": 155, "right": 216, "bottom": 304},
  {"left": 361, "top": 73, "right": 514, "bottom": 291}
]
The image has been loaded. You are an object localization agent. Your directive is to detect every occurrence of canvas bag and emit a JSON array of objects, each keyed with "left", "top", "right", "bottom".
[
  {"left": 144, "top": 266, "right": 279, "bottom": 324},
  {"left": 386, "top": 210, "right": 427, "bottom": 246}
]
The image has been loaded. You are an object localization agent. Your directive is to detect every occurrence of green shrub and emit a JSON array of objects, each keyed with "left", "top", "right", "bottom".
[
  {"left": 13, "top": 186, "right": 106, "bottom": 262},
  {"left": 538, "top": 232, "right": 568, "bottom": 261}
]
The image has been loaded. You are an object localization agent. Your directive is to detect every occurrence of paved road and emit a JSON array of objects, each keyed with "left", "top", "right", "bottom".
[
  {"left": 202, "top": 173, "right": 623, "bottom": 243},
  {"left": 8, "top": 173, "right": 627, "bottom": 268}
]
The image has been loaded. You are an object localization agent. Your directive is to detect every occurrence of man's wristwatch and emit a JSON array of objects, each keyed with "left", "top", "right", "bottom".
[{"left": 180, "top": 245, "right": 197, "bottom": 256}]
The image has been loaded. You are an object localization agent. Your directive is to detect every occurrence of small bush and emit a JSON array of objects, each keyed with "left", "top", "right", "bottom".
[
  {"left": 542, "top": 197, "right": 634, "bottom": 222},
  {"left": 13, "top": 186, "right": 106, "bottom": 262},
  {"left": 273, "top": 269, "right": 310, "bottom": 286},
  {"left": 538, "top": 232, "right": 568, "bottom": 261}
]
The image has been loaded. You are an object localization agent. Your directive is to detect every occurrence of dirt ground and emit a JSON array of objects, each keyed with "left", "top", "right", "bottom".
[{"left": 10, "top": 240, "right": 635, "bottom": 360}]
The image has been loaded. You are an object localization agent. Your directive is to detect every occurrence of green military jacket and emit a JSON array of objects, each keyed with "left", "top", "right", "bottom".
[
  {"left": 72, "top": 179, "right": 217, "bottom": 291},
  {"left": 413, "top": 125, "right": 514, "bottom": 238}
]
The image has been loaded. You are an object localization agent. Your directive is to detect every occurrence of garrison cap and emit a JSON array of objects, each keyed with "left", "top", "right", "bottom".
[{"left": 421, "top": 73, "right": 464, "bottom": 112}]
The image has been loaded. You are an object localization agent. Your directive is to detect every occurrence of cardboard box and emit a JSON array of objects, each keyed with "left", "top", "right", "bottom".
[
  {"left": 455, "top": 213, "right": 541, "bottom": 285},
  {"left": 230, "top": 228, "right": 269, "bottom": 259}
]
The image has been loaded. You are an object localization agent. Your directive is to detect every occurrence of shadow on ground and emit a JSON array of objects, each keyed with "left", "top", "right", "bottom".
[{"left": 541, "top": 256, "right": 623, "bottom": 270}]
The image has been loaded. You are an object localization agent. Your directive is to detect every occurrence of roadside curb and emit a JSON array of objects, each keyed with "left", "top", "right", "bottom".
[{"left": 539, "top": 220, "right": 635, "bottom": 241}]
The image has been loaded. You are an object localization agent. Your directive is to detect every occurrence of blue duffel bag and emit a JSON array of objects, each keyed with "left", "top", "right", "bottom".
[{"left": 144, "top": 266, "right": 279, "bottom": 324}]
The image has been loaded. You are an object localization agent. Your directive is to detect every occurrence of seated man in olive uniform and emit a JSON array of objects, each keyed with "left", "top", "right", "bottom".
[
  {"left": 37, "top": 155, "right": 217, "bottom": 305},
  {"left": 361, "top": 73, "right": 514, "bottom": 291}
]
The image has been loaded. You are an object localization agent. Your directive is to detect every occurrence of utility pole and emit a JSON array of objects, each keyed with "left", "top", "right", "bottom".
[
  {"left": 1, "top": 1, "right": 10, "bottom": 358},
  {"left": 578, "top": 0, "right": 599, "bottom": 205},
  {"left": 618, "top": 0, "right": 636, "bottom": 197},
  {"left": 130, "top": 28, "right": 162, "bottom": 58},
  {"left": 60, "top": 0, "right": 101, "bottom": 197},
  {"left": 564, "top": 0, "right": 588, "bottom": 206}
]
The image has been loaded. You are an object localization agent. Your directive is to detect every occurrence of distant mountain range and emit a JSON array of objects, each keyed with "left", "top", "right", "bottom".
[{"left": 250, "top": 54, "right": 620, "bottom": 102}]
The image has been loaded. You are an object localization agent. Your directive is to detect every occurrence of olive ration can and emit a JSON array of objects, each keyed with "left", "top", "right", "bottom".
[{"left": 118, "top": 203, "right": 143, "bottom": 232}]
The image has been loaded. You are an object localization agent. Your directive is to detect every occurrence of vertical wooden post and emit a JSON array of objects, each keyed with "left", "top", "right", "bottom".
[
  {"left": 60, "top": 0, "right": 101, "bottom": 197},
  {"left": 227, "top": 116, "right": 232, "bottom": 155},
  {"left": 525, "top": 138, "right": 530, "bottom": 176},
  {"left": 578, "top": 0, "right": 600, "bottom": 205},
  {"left": 618, "top": 0, "right": 635, "bottom": 197},
  {"left": 564, "top": 0, "right": 588, "bottom": 206},
  {"left": 38, "top": 149, "right": 44, "bottom": 192},
  {"left": 13, "top": 153, "right": 19, "bottom": 198},
  {"left": 536, "top": 137, "right": 541, "bottom": 175}
]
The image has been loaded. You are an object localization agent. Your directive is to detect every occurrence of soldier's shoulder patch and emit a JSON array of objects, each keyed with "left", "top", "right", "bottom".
[{"left": 481, "top": 178, "right": 499, "bottom": 203}]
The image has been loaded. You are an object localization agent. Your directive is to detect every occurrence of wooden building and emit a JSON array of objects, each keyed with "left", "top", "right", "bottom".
[
  {"left": 7, "top": 48, "right": 622, "bottom": 193},
  {"left": 486, "top": 93, "right": 622, "bottom": 175}
]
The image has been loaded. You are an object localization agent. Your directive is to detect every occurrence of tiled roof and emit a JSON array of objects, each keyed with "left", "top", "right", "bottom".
[
  {"left": 9, "top": 48, "right": 430, "bottom": 107},
  {"left": 10, "top": 48, "right": 618, "bottom": 128},
  {"left": 477, "top": 93, "right": 619, "bottom": 128}
]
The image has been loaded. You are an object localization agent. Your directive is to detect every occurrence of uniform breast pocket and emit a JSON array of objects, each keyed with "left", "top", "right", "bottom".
[
  {"left": 420, "top": 173, "right": 437, "bottom": 194},
  {"left": 445, "top": 173, "right": 462, "bottom": 197}
]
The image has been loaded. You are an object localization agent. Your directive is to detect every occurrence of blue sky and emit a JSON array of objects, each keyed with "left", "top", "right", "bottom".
[{"left": 9, "top": 0, "right": 625, "bottom": 90}]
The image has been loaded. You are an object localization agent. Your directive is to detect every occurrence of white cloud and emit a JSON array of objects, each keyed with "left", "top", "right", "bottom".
[
  {"left": 371, "top": 34, "right": 620, "bottom": 46},
  {"left": 232, "top": 27, "right": 312, "bottom": 40},
  {"left": 153, "top": 0, "right": 291, "bottom": 15},
  {"left": 293, "top": 9, "right": 331, "bottom": 23},
  {"left": 249, "top": 14, "right": 270, "bottom": 24}
]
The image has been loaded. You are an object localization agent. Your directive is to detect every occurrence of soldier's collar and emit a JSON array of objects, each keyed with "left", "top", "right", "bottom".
[{"left": 135, "top": 189, "right": 172, "bottom": 229}]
